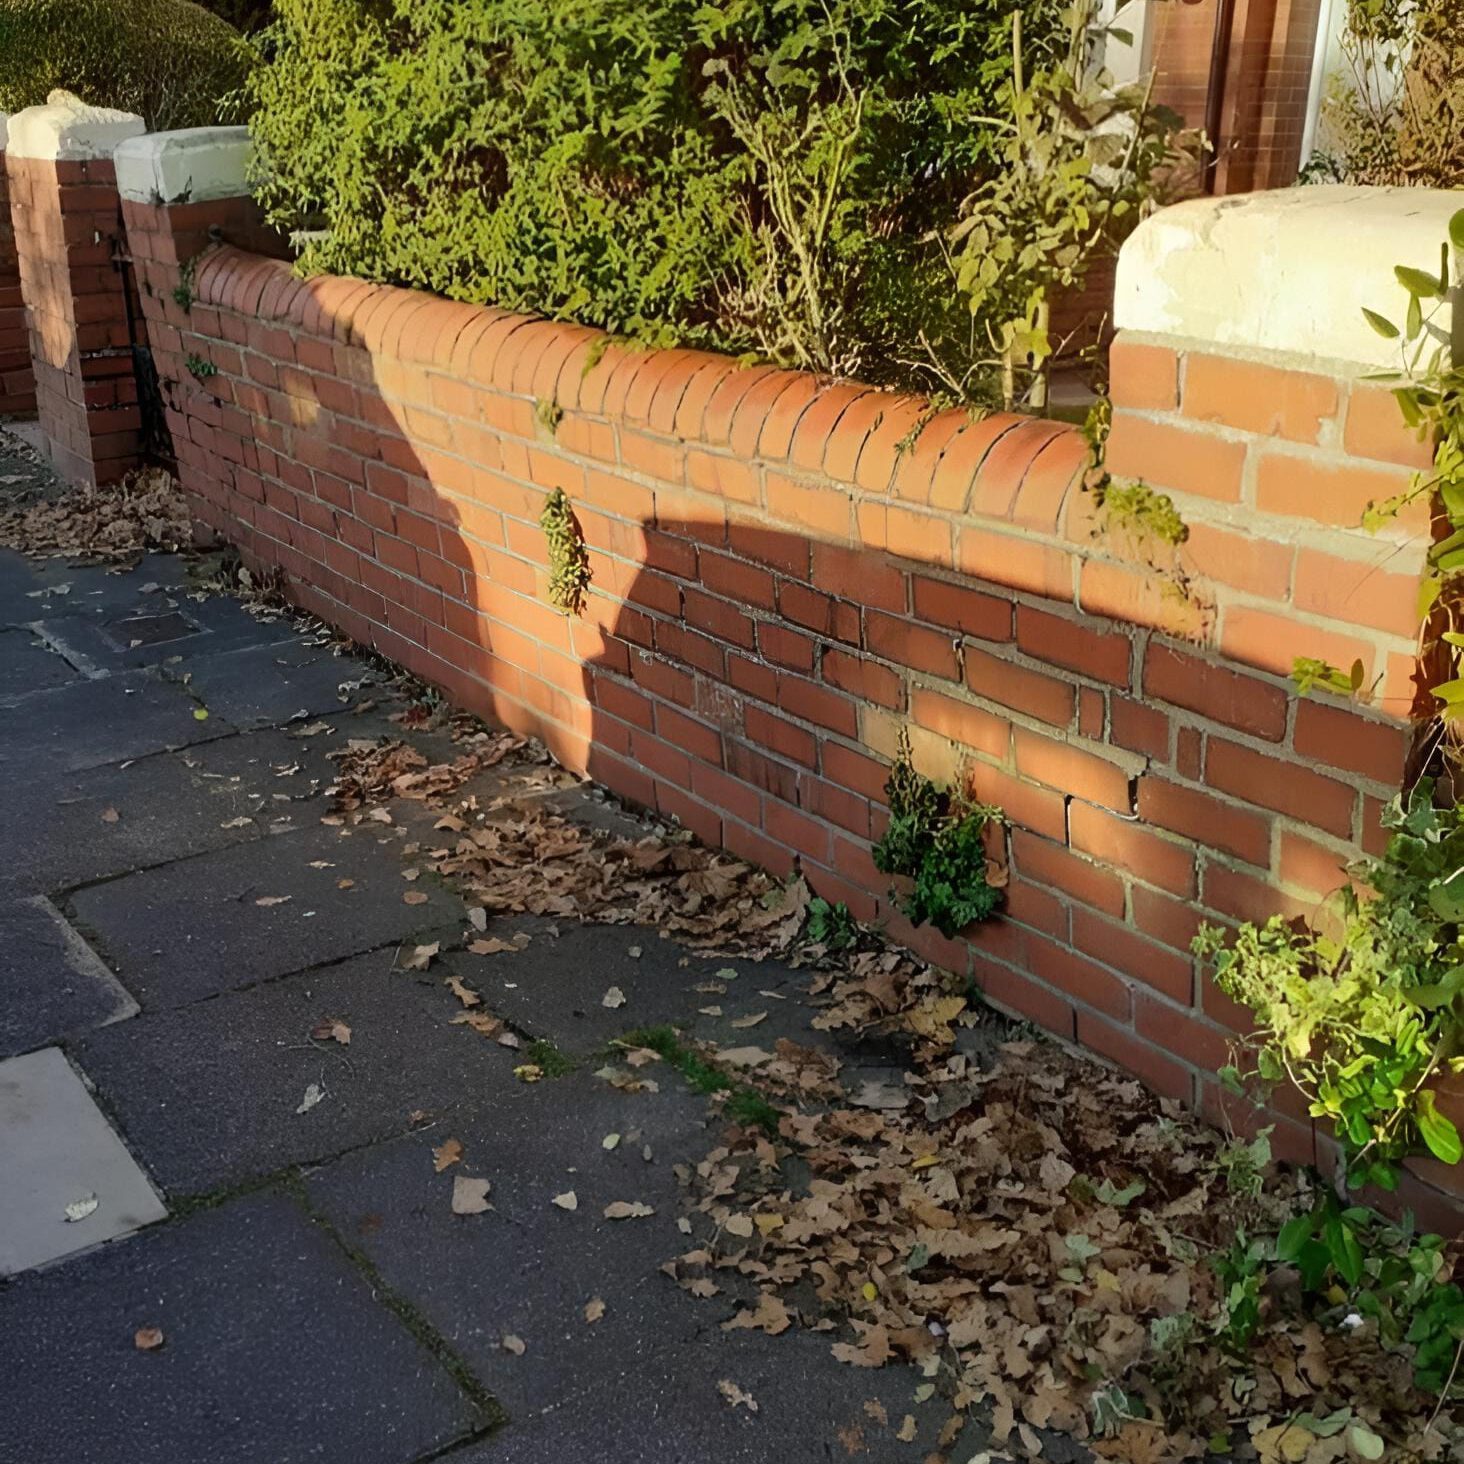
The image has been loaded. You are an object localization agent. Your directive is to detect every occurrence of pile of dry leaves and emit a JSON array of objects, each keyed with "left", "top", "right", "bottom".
[
  {"left": 0, "top": 466, "right": 193, "bottom": 561},
  {"left": 329, "top": 729, "right": 814, "bottom": 957},
  {"left": 670, "top": 1036, "right": 1457, "bottom": 1462},
  {"left": 324, "top": 718, "right": 1463, "bottom": 1464}
]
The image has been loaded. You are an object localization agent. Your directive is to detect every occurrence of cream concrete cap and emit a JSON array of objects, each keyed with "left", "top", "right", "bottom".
[
  {"left": 6, "top": 90, "right": 144, "bottom": 162},
  {"left": 1116, "top": 185, "right": 1462, "bottom": 371},
  {"left": 114, "top": 127, "right": 252, "bottom": 205}
]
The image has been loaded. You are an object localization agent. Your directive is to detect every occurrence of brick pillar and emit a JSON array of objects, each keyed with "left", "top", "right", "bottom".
[
  {"left": 1107, "top": 186, "right": 1455, "bottom": 712},
  {"left": 114, "top": 127, "right": 284, "bottom": 530},
  {"left": 7, "top": 95, "right": 145, "bottom": 485},
  {"left": 0, "top": 116, "right": 37, "bottom": 418}
]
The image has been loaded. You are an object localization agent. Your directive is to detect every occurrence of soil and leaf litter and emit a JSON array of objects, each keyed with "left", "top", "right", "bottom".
[{"left": 3, "top": 463, "right": 1460, "bottom": 1462}]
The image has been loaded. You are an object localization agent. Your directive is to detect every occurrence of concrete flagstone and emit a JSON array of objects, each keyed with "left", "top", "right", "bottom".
[
  {"left": 0, "top": 895, "right": 136, "bottom": 1058},
  {"left": 0, "top": 1045, "right": 166, "bottom": 1276},
  {"left": 0, "top": 1190, "right": 490, "bottom": 1464}
]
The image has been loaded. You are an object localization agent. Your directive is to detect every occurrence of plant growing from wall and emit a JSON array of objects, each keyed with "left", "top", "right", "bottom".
[
  {"left": 948, "top": 0, "right": 1193, "bottom": 410},
  {"left": 539, "top": 488, "right": 590, "bottom": 616},
  {"left": 872, "top": 732, "right": 1002, "bottom": 937},
  {"left": 1196, "top": 781, "right": 1464, "bottom": 1192}
]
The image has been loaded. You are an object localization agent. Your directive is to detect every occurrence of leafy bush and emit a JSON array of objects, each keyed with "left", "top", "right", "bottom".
[
  {"left": 0, "top": 0, "right": 254, "bottom": 130},
  {"left": 246, "top": 0, "right": 1079, "bottom": 392},
  {"left": 1308, "top": 0, "right": 1463, "bottom": 188},
  {"left": 950, "top": 4, "right": 1188, "bottom": 407},
  {"left": 1196, "top": 782, "right": 1464, "bottom": 1191}
]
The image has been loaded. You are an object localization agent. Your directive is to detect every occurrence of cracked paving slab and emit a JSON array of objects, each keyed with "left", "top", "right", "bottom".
[{"left": 0, "top": 668, "right": 230, "bottom": 775}]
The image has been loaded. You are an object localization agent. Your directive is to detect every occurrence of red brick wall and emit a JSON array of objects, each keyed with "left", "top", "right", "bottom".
[
  {"left": 7, "top": 154, "right": 140, "bottom": 485},
  {"left": 0, "top": 145, "right": 37, "bottom": 418},
  {"left": 116, "top": 201, "right": 1455, "bottom": 1222}
]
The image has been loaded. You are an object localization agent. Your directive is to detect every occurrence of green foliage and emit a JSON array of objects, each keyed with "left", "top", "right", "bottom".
[
  {"left": 949, "top": 0, "right": 1192, "bottom": 408},
  {"left": 804, "top": 896, "right": 858, "bottom": 951},
  {"left": 534, "top": 398, "right": 563, "bottom": 437},
  {"left": 0, "top": 0, "right": 254, "bottom": 130},
  {"left": 1212, "top": 1230, "right": 1267, "bottom": 1354},
  {"left": 172, "top": 257, "right": 198, "bottom": 313},
  {"left": 1272, "top": 1193, "right": 1464, "bottom": 1395},
  {"left": 1306, "top": 0, "right": 1463, "bottom": 190},
  {"left": 1197, "top": 782, "right": 1464, "bottom": 1188},
  {"left": 539, "top": 488, "right": 590, "bottom": 616},
  {"left": 246, "top": 0, "right": 1075, "bottom": 394},
  {"left": 523, "top": 1037, "right": 575, "bottom": 1078},
  {"left": 1343, "top": 209, "right": 1464, "bottom": 757},
  {"left": 1291, "top": 655, "right": 1367, "bottom": 698},
  {"left": 872, "top": 732, "right": 1002, "bottom": 938},
  {"left": 185, "top": 353, "right": 219, "bottom": 380},
  {"left": 1092, "top": 478, "right": 1188, "bottom": 549}
]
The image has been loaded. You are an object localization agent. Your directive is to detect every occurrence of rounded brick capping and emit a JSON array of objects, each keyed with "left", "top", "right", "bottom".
[{"left": 190, "top": 244, "right": 1092, "bottom": 571}]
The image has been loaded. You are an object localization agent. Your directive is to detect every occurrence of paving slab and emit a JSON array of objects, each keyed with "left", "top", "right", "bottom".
[
  {"left": 468, "top": 1324, "right": 957, "bottom": 1464},
  {"left": 446, "top": 918, "right": 811, "bottom": 1055},
  {"left": 0, "top": 728, "right": 339, "bottom": 898},
  {"left": 0, "top": 1046, "right": 166, "bottom": 1275},
  {"left": 28, "top": 589, "right": 298, "bottom": 675},
  {"left": 0, "top": 667, "right": 228, "bottom": 774},
  {"left": 0, "top": 624, "right": 76, "bottom": 699},
  {"left": 0, "top": 895, "right": 136, "bottom": 1058},
  {"left": 0, "top": 1190, "right": 488, "bottom": 1464},
  {"left": 165, "top": 637, "right": 379, "bottom": 729},
  {"left": 0, "top": 546, "right": 80, "bottom": 624},
  {"left": 303, "top": 1069, "right": 721, "bottom": 1420},
  {"left": 68, "top": 819, "right": 465, "bottom": 1009},
  {"left": 73, "top": 949, "right": 524, "bottom": 1196}
]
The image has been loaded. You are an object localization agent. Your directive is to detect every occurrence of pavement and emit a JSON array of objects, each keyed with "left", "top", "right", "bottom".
[{"left": 0, "top": 433, "right": 1041, "bottom": 1464}]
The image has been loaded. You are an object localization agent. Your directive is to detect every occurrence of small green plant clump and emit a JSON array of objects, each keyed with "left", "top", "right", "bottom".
[
  {"left": 872, "top": 733, "right": 1002, "bottom": 938},
  {"left": 522, "top": 1037, "right": 575, "bottom": 1078},
  {"left": 619, "top": 1025, "right": 780, "bottom": 1133},
  {"left": 539, "top": 488, "right": 590, "bottom": 616},
  {"left": 1092, "top": 478, "right": 1189, "bottom": 550},
  {"left": 0, "top": 0, "right": 254, "bottom": 130},
  {"left": 804, "top": 896, "right": 858, "bottom": 951},
  {"left": 185, "top": 353, "right": 219, "bottom": 380},
  {"left": 1197, "top": 781, "right": 1464, "bottom": 1192}
]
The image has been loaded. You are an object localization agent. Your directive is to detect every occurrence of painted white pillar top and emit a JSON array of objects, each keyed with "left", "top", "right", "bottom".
[
  {"left": 114, "top": 127, "right": 253, "bottom": 206},
  {"left": 6, "top": 90, "right": 145, "bottom": 162},
  {"left": 1116, "top": 185, "right": 1462, "bottom": 371}
]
